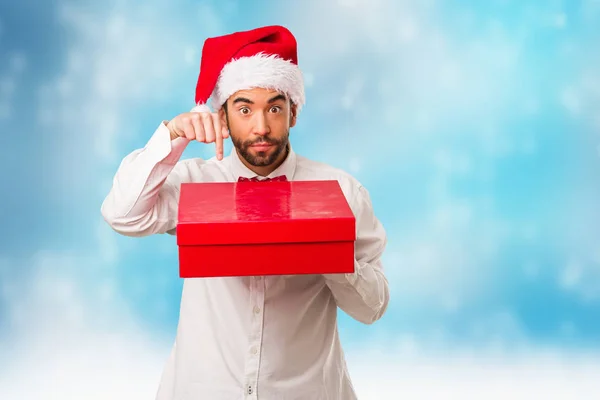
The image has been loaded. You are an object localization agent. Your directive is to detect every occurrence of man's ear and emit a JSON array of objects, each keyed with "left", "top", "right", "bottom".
[
  {"left": 218, "top": 107, "right": 227, "bottom": 126},
  {"left": 290, "top": 103, "right": 297, "bottom": 128}
]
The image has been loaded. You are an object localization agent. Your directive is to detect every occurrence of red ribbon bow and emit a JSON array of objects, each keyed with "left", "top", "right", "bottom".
[{"left": 238, "top": 176, "right": 288, "bottom": 182}]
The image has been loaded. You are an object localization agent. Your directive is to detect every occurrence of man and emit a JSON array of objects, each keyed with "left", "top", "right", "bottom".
[{"left": 101, "top": 25, "right": 389, "bottom": 400}]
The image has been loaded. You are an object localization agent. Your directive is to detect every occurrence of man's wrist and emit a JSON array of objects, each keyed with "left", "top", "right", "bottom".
[{"left": 163, "top": 120, "right": 178, "bottom": 141}]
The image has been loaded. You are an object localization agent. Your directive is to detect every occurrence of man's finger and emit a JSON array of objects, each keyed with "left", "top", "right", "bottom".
[
  {"left": 221, "top": 124, "right": 230, "bottom": 139},
  {"left": 190, "top": 113, "right": 204, "bottom": 142},
  {"left": 182, "top": 118, "right": 196, "bottom": 141},
  {"left": 212, "top": 114, "right": 224, "bottom": 160},
  {"left": 193, "top": 116, "right": 206, "bottom": 142},
  {"left": 202, "top": 113, "right": 216, "bottom": 144}
]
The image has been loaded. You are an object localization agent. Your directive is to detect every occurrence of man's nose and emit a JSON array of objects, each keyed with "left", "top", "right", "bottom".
[{"left": 253, "top": 112, "right": 270, "bottom": 136}]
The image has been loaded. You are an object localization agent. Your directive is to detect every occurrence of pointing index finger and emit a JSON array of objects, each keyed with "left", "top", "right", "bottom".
[{"left": 212, "top": 113, "right": 224, "bottom": 160}]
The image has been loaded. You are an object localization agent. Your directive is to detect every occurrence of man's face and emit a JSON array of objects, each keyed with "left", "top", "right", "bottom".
[{"left": 220, "top": 88, "right": 297, "bottom": 168}]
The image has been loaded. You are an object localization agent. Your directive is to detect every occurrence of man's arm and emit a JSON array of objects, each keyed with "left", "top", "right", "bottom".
[
  {"left": 101, "top": 111, "right": 227, "bottom": 237},
  {"left": 323, "top": 184, "right": 389, "bottom": 325},
  {"left": 100, "top": 121, "right": 190, "bottom": 236}
]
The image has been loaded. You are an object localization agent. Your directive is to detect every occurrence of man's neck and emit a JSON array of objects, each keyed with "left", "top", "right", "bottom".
[{"left": 237, "top": 144, "right": 290, "bottom": 177}]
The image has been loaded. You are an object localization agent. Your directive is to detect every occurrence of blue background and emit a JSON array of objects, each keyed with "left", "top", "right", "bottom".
[{"left": 1, "top": 0, "right": 599, "bottom": 398}]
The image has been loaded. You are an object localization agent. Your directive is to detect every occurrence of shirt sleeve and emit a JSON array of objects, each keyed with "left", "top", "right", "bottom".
[
  {"left": 323, "top": 184, "right": 389, "bottom": 325},
  {"left": 100, "top": 121, "right": 191, "bottom": 237}
]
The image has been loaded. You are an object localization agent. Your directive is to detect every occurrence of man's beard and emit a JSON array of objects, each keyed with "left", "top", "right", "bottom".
[{"left": 231, "top": 130, "right": 289, "bottom": 167}]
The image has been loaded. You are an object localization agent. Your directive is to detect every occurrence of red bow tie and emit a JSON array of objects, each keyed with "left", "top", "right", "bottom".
[{"left": 238, "top": 176, "right": 288, "bottom": 182}]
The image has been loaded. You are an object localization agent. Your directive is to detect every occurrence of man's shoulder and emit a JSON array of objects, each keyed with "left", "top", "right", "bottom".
[{"left": 296, "top": 154, "right": 358, "bottom": 178}]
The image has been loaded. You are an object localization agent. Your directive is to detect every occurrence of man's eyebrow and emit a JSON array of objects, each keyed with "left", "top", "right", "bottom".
[
  {"left": 268, "top": 94, "right": 287, "bottom": 103},
  {"left": 232, "top": 97, "right": 253, "bottom": 105}
]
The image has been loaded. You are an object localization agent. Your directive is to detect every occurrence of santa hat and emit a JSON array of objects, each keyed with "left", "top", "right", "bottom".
[{"left": 191, "top": 25, "right": 305, "bottom": 114}]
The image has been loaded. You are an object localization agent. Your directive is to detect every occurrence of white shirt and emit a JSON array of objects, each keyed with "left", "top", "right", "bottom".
[{"left": 101, "top": 122, "right": 389, "bottom": 400}]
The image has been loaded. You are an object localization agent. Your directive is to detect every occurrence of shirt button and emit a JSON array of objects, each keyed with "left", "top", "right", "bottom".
[
  {"left": 253, "top": 306, "right": 261, "bottom": 314},
  {"left": 251, "top": 346, "right": 258, "bottom": 355}
]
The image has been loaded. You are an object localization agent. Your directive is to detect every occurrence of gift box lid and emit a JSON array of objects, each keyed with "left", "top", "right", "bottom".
[{"left": 176, "top": 180, "right": 356, "bottom": 246}]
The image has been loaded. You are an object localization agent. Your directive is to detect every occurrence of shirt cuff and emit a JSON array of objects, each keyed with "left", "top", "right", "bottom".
[{"left": 144, "top": 121, "right": 189, "bottom": 165}]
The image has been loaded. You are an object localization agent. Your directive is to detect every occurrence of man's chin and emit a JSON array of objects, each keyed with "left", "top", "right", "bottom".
[
  {"left": 247, "top": 146, "right": 275, "bottom": 161},
  {"left": 247, "top": 155, "right": 275, "bottom": 167}
]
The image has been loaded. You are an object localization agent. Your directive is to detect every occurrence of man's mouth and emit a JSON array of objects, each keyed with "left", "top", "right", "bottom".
[{"left": 250, "top": 142, "right": 274, "bottom": 151}]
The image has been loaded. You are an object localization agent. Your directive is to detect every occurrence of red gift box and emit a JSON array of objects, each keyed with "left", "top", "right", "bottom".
[{"left": 176, "top": 180, "right": 356, "bottom": 278}]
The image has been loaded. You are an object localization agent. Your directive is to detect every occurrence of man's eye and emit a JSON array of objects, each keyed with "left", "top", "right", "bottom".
[
  {"left": 270, "top": 106, "right": 281, "bottom": 113},
  {"left": 239, "top": 107, "right": 250, "bottom": 115}
]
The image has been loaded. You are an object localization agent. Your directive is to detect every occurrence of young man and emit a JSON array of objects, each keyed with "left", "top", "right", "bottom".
[{"left": 101, "top": 25, "right": 389, "bottom": 400}]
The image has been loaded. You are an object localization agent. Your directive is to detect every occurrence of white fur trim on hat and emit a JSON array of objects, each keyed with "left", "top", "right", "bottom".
[{"left": 209, "top": 53, "right": 305, "bottom": 113}]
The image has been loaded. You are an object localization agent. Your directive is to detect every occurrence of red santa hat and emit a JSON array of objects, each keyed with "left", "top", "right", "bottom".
[{"left": 191, "top": 25, "right": 305, "bottom": 114}]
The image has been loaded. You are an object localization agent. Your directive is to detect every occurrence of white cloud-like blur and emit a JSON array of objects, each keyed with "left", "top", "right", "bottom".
[
  {"left": 349, "top": 349, "right": 600, "bottom": 399},
  {"left": 1, "top": 256, "right": 599, "bottom": 399},
  {"left": 0, "top": 250, "right": 169, "bottom": 400}
]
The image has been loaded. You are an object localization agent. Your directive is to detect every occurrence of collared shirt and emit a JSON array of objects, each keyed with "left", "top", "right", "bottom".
[{"left": 101, "top": 122, "right": 389, "bottom": 400}]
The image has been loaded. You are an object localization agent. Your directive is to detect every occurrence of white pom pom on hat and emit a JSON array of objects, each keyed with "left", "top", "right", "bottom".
[{"left": 190, "top": 103, "right": 212, "bottom": 113}]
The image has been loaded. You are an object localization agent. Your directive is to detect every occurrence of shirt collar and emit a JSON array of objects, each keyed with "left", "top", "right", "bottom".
[{"left": 229, "top": 143, "right": 297, "bottom": 182}]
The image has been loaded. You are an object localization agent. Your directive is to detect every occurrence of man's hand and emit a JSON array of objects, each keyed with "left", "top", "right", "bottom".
[{"left": 166, "top": 112, "right": 230, "bottom": 160}]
